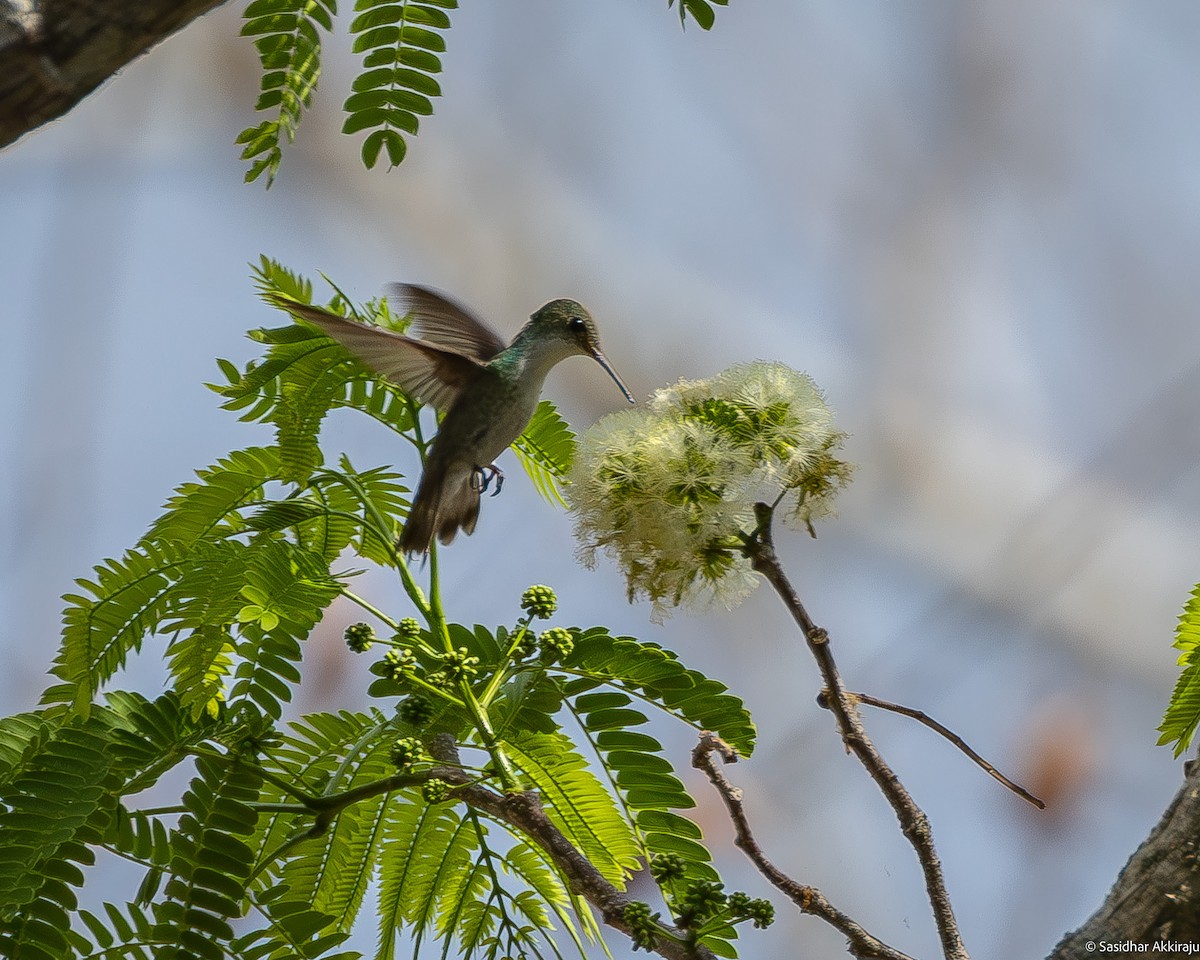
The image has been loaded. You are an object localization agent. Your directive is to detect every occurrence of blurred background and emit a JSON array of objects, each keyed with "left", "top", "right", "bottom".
[{"left": 4, "top": 2, "right": 1200, "bottom": 957}]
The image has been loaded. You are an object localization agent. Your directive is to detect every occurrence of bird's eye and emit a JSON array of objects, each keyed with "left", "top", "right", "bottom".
[{"left": 568, "top": 316, "right": 586, "bottom": 332}]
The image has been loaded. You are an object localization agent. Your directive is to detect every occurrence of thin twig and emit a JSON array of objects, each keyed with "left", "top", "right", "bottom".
[
  {"left": 745, "top": 502, "right": 971, "bottom": 960},
  {"left": 839, "top": 690, "right": 1045, "bottom": 809},
  {"left": 692, "top": 733, "right": 917, "bottom": 960}
]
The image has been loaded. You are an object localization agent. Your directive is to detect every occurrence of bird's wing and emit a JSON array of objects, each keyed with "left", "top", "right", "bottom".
[
  {"left": 386, "top": 284, "right": 508, "bottom": 361},
  {"left": 269, "top": 295, "right": 483, "bottom": 411}
]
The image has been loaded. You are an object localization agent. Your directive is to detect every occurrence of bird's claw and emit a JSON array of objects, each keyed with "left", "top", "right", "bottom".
[{"left": 471, "top": 464, "right": 504, "bottom": 497}]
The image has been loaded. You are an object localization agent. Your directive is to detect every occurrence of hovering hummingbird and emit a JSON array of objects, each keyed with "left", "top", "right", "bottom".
[{"left": 268, "top": 285, "right": 635, "bottom": 554}]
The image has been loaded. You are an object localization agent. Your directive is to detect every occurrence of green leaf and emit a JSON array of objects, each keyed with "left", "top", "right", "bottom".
[
  {"left": 513, "top": 400, "right": 577, "bottom": 507},
  {"left": 152, "top": 755, "right": 263, "bottom": 956},
  {"left": 564, "top": 629, "right": 757, "bottom": 755},
  {"left": 343, "top": 0, "right": 454, "bottom": 171},
  {"left": 146, "top": 446, "right": 282, "bottom": 547},
  {"left": 377, "top": 795, "right": 479, "bottom": 952},
  {"left": 238, "top": 0, "right": 337, "bottom": 184},
  {"left": 1159, "top": 582, "right": 1200, "bottom": 755},
  {"left": 48, "top": 541, "right": 191, "bottom": 713},
  {"left": 506, "top": 731, "right": 640, "bottom": 884}
]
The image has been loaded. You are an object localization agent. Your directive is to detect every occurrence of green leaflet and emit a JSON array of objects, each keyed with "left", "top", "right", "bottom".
[
  {"left": 563, "top": 628, "right": 757, "bottom": 756},
  {"left": 377, "top": 795, "right": 478, "bottom": 956},
  {"left": 238, "top": 0, "right": 337, "bottom": 185},
  {"left": 344, "top": 0, "right": 456, "bottom": 170},
  {"left": 512, "top": 400, "right": 576, "bottom": 508},
  {"left": 569, "top": 694, "right": 718, "bottom": 885},
  {"left": 668, "top": 0, "right": 729, "bottom": 30},
  {"left": 153, "top": 755, "right": 264, "bottom": 958},
  {"left": 146, "top": 446, "right": 282, "bottom": 546},
  {"left": 506, "top": 731, "right": 641, "bottom": 886},
  {"left": 259, "top": 711, "right": 395, "bottom": 930},
  {"left": 49, "top": 539, "right": 192, "bottom": 713},
  {"left": 0, "top": 695, "right": 211, "bottom": 956},
  {"left": 1159, "top": 581, "right": 1200, "bottom": 756}
]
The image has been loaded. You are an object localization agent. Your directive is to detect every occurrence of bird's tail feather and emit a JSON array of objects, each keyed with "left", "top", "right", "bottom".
[{"left": 399, "top": 466, "right": 480, "bottom": 554}]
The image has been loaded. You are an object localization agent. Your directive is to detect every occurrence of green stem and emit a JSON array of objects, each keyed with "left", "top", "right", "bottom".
[
  {"left": 477, "top": 618, "right": 534, "bottom": 708},
  {"left": 342, "top": 589, "right": 401, "bottom": 631},
  {"left": 426, "top": 541, "right": 520, "bottom": 791}
]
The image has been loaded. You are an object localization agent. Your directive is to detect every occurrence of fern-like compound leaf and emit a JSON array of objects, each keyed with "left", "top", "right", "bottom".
[
  {"left": 513, "top": 400, "right": 577, "bottom": 508},
  {"left": 238, "top": 0, "right": 338, "bottom": 185},
  {"left": 563, "top": 628, "right": 757, "bottom": 756},
  {"left": 48, "top": 540, "right": 192, "bottom": 713},
  {"left": 145, "top": 446, "right": 282, "bottom": 547},
  {"left": 1159, "top": 581, "right": 1200, "bottom": 756},
  {"left": 152, "top": 754, "right": 263, "bottom": 957},
  {"left": 506, "top": 730, "right": 641, "bottom": 885},
  {"left": 344, "top": 0, "right": 456, "bottom": 169}
]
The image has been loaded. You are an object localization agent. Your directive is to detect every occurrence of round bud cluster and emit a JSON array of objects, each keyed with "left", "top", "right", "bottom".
[
  {"left": 421, "top": 778, "right": 450, "bottom": 804},
  {"left": 396, "top": 617, "right": 422, "bottom": 641},
  {"left": 675, "top": 879, "right": 727, "bottom": 927},
  {"left": 389, "top": 736, "right": 425, "bottom": 771},
  {"left": 520, "top": 584, "right": 558, "bottom": 620},
  {"left": 538, "top": 627, "right": 575, "bottom": 662},
  {"left": 648, "top": 853, "right": 687, "bottom": 884},
  {"left": 726, "top": 891, "right": 775, "bottom": 928},
  {"left": 743, "top": 897, "right": 774, "bottom": 929},
  {"left": 430, "top": 647, "right": 480, "bottom": 686},
  {"left": 344, "top": 622, "right": 375, "bottom": 653},
  {"left": 398, "top": 694, "right": 435, "bottom": 726},
  {"left": 383, "top": 647, "right": 418, "bottom": 682},
  {"left": 621, "top": 901, "right": 661, "bottom": 952},
  {"left": 512, "top": 629, "right": 539, "bottom": 660}
]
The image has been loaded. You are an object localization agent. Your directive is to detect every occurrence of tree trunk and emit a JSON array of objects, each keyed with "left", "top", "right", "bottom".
[{"left": 1050, "top": 760, "right": 1200, "bottom": 959}]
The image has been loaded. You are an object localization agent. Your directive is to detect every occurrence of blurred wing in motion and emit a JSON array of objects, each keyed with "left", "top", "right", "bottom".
[{"left": 268, "top": 294, "right": 483, "bottom": 411}]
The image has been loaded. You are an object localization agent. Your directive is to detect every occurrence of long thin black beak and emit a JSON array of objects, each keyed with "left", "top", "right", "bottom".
[{"left": 592, "top": 349, "right": 635, "bottom": 403}]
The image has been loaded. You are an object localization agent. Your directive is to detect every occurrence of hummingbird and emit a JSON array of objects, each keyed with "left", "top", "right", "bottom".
[{"left": 267, "top": 284, "right": 635, "bottom": 554}]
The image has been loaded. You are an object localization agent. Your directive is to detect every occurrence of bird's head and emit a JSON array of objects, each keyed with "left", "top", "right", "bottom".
[{"left": 522, "top": 299, "right": 635, "bottom": 403}]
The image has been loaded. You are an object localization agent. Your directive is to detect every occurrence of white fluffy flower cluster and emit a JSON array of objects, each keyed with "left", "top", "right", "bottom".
[{"left": 568, "top": 362, "right": 852, "bottom": 620}]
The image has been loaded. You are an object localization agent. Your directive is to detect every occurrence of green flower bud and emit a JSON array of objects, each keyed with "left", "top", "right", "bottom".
[
  {"left": 649, "top": 853, "right": 687, "bottom": 884},
  {"left": 621, "top": 901, "right": 660, "bottom": 952},
  {"left": 745, "top": 897, "right": 775, "bottom": 929},
  {"left": 344, "top": 622, "right": 375, "bottom": 653},
  {"left": 398, "top": 694, "right": 435, "bottom": 726},
  {"left": 538, "top": 626, "right": 575, "bottom": 662},
  {"left": 396, "top": 617, "right": 422, "bottom": 640},
  {"left": 520, "top": 584, "right": 558, "bottom": 619},
  {"left": 437, "top": 647, "right": 480, "bottom": 682},
  {"left": 676, "top": 879, "right": 727, "bottom": 927},
  {"left": 421, "top": 778, "right": 450, "bottom": 803},
  {"left": 389, "top": 736, "right": 425, "bottom": 771},
  {"left": 383, "top": 647, "right": 417, "bottom": 682},
  {"left": 512, "top": 628, "right": 539, "bottom": 661}
]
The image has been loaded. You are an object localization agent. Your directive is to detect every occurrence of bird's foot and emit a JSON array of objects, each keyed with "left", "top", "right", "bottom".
[{"left": 471, "top": 464, "right": 505, "bottom": 497}]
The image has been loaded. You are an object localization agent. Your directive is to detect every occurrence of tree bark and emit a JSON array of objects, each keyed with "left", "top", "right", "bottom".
[
  {"left": 1049, "top": 760, "right": 1200, "bottom": 958},
  {"left": 0, "top": 0, "right": 229, "bottom": 149}
]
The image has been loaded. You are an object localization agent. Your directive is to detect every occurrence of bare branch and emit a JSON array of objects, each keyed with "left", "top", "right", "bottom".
[
  {"left": 838, "top": 690, "right": 1045, "bottom": 809},
  {"left": 745, "top": 502, "right": 970, "bottom": 960},
  {"left": 692, "top": 732, "right": 917, "bottom": 960}
]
